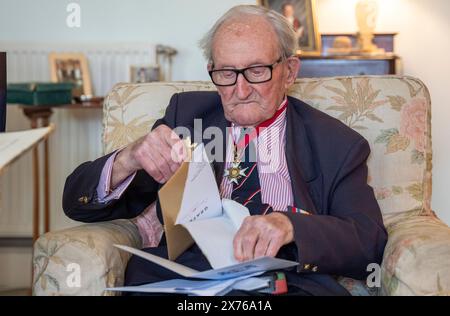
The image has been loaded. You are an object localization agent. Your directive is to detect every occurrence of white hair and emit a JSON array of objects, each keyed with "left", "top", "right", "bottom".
[{"left": 199, "top": 5, "right": 298, "bottom": 64}]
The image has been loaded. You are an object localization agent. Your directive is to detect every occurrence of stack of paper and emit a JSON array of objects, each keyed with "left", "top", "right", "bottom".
[
  {"left": 109, "top": 274, "right": 268, "bottom": 296},
  {"left": 0, "top": 125, "right": 54, "bottom": 174},
  {"left": 108, "top": 245, "right": 297, "bottom": 295}
]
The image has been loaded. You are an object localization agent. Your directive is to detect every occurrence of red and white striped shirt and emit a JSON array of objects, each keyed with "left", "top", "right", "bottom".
[{"left": 220, "top": 99, "right": 293, "bottom": 211}]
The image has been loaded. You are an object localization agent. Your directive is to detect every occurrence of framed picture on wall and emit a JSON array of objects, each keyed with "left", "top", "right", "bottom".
[
  {"left": 49, "top": 52, "right": 93, "bottom": 99},
  {"left": 258, "top": 0, "right": 321, "bottom": 56}
]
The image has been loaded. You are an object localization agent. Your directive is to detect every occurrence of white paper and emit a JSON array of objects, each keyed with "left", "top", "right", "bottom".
[
  {"left": 114, "top": 244, "right": 298, "bottom": 281},
  {"left": 108, "top": 278, "right": 236, "bottom": 296},
  {"left": 192, "top": 256, "right": 298, "bottom": 280},
  {"left": 182, "top": 199, "right": 250, "bottom": 268},
  {"left": 114, "top": 245, "right": 198, "bottom": 277},
  {"left": 175, "top": 143, "right": 222, "bottom": 225},
  {"left": 0, "top": 125, "right": 54, "bottom": 173},
  {"left": 176, "top": 144, "right": 250, "bottom": 269},
  {"left": 107, "top": 273, "right": 264, "bottom": 296},
  {"left": 174, "top": 143, "right": 252, "bottom": 269}
]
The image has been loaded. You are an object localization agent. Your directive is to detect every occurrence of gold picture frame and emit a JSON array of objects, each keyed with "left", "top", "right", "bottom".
[
  {"left": 129, "top": 65, "right": 161, "bottom": 83},
  {"left": 49, "top": 52, "right": 93, "bottom": 98},
  {"left": 258, "top": 0, "right": 321, "bottom": 56}
]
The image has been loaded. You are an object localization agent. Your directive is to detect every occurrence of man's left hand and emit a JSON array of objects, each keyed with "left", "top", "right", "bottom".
[{"left": 233, "top": 212, "right": 294, "bottom": 262}]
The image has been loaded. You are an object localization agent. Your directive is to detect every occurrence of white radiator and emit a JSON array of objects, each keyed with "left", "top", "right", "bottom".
[
  {"left": 0, "top": 42, "right": 155, "bottom": 236},
  {"left": 1, "top": 41, "right": 156, "bottom": 96}
]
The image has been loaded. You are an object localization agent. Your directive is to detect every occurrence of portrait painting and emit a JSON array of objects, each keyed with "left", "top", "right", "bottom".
[{"left": 259, "top": 0, "right": 321, "bottom": 55}]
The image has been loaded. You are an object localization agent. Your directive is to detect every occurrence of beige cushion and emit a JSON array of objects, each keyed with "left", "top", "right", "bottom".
[
  {"left": 33, "top": 219, "right": 141, "bottom": 296},
  {"left": 381, "top": 213, "right": 450, "bottom": 295}
]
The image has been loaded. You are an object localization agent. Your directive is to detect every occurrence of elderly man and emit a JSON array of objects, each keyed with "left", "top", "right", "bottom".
[{"left": 63, "top": 5, "right": 387, "bottom": 296}]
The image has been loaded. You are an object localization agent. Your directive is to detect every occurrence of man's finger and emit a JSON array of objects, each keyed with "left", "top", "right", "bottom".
[
  {"left": 147, "top": 136, "right": 180, "bottom": 180},
  {"left": 161, "top": 128, "right": 187, "bottom": 163},
  {"left": 254, "top": 236, "right": 270, "bottom": 259},
  {"left": 140, "top": 156, "right": 165, "bottom": 183},
  {"left": 241, "top": 231, "right": 259, "bottom": 261},
  {"left": 233, "top": 233, "right": 244, "bottom": 262},
  {"left": 168, "top": 139, "right": 187, "bottom": 166},
  {"left": 265, "top": 237, "right": 282, "bottom": 258},
  {"left": 154, "top": 153, "right": 177, "bottom": 181}
]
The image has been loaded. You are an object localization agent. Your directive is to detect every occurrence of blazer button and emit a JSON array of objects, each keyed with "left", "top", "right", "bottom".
[
  {"left": 78, "top": 196, "right": 89, "bottom": 204},
  {"left": 303, "top": 263, "right": 311, "bottom": 270}
]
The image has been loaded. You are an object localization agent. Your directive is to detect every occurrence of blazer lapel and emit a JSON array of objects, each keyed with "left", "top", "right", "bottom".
[{"left": 285, "top": 97, "right": 320, "bottom": 214}]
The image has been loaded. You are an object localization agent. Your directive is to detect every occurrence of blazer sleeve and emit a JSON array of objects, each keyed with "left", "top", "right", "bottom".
[
  {"left": 62, "top": 93, "right": 181, "bottom": 223},
  {"left": 283, "top": 138, "right": 388, "bottom": 280}
]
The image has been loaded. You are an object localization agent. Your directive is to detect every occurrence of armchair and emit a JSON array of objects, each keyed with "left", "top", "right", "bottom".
[{"left": 33, "top": 76, "right": 450, "bottom": 296}]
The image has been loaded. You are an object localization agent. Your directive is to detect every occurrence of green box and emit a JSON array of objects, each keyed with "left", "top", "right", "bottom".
[{"left": 7, "top": 82, "right": 73, "bottom": 106}]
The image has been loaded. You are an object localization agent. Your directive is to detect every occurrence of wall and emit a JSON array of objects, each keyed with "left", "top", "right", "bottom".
[{"left": 0, "top": 0, "right": 252, "bottom": 81}]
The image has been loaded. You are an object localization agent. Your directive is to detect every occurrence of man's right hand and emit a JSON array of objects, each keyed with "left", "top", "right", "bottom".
[{"left": 111, "top": 124, "right": 187, "bottom": 187}]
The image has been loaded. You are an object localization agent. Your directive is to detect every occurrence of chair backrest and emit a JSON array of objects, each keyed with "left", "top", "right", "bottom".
[{"left": 103, "top": 76, "right": 432, "bottom": 217}]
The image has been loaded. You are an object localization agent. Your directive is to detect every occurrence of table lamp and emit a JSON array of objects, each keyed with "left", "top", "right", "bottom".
[{"left": 355, "top": 0, "right": 385, "bottom": 54}]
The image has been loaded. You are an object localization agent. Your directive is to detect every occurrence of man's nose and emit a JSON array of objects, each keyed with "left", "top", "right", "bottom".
[{"left": 235, "top": 73, "right": 252, "bottom": 100}]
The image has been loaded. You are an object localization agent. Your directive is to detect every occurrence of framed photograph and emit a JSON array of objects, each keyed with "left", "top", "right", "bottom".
[
  {"left": 130, "top": 65, "right": 160, "bottom": 83},
  {"left": 49, "top": 52, "right": 93, "bottom": 98},
  {"left": 258, "top": 0, "right": 321, "bottom": 56}
]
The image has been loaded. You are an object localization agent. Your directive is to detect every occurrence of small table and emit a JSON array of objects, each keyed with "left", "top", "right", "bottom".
[
  {"left": 0, "top": 125, "right": 54, "bottom": 242},
  {"left": 11, "top": 98, "right": 103, "bottom": 239}
]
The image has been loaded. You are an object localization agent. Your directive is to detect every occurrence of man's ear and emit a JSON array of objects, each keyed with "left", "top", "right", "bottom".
[
  {"left": 284, "top": 57, "right": 300, "bottom": 88},
  {"left": 207, "top": 62, "right": 213, "bottom": 72}
]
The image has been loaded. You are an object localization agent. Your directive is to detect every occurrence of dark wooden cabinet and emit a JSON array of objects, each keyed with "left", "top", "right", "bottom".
[
  {"left": 298, "top": 33, "right": 400, "bottom": 78},
  {"left": 299, "top": 55, "right": 398, "bottom": 77}
]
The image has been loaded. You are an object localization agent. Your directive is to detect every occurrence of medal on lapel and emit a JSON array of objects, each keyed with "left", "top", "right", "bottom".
[{"left": 224, "top": 143, "right": 248, "bottom": 184}]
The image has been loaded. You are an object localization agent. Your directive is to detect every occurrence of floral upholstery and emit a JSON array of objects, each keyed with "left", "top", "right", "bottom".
[
  {"left": 33, "top": 76, "right": 450, "bottom": 296},
  {"left": 33, "top": 220, "right": 141, "bottom": 295}
]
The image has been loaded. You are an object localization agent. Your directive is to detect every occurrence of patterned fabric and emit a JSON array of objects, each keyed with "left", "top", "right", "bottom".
[
  {"left": 33, "top": 219, "right": 142, "bottom": 296},
  {"left": 33, "top": 77, "right": 450, "bottom": 296},
  {"left": 381, "top": 212, "right": 450, "bottom": 295}
]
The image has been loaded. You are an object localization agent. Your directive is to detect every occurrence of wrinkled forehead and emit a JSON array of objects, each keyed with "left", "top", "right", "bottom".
[{"left": 212, "top": 16, "right": 279, "bottom": 61}]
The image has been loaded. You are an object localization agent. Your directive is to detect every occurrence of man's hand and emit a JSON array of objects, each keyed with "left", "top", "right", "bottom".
[
  {"left": 111, "top": 124, "right": 187, "bottom": 187},
  {"left": 233, "top": 212, "right": 294, "bottom": 262}
]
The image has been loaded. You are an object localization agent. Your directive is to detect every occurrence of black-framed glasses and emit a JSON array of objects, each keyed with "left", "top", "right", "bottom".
[{"left": 208, "top": 57, "right": 283, "bottom": 87}]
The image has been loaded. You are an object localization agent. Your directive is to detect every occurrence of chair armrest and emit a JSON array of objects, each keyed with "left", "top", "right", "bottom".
[
  {"left": 33, "top": 219, "right": 142, "bottom": 296},
  {"left": 381, "top": 214, "right": 450, "bottom": 296}
]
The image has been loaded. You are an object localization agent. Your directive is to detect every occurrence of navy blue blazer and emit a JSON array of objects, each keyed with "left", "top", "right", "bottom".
[{"left": 63, "top": 91, "right": 387, "bottom": 281}]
